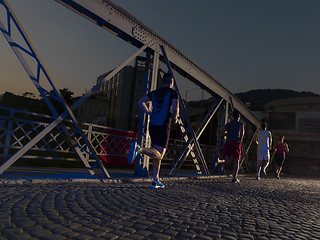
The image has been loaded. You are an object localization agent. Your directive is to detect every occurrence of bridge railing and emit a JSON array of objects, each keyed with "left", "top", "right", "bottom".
[
  {"left": 0, "top": 106, "right": 216, "bottom": 169},
  {"left": 0, "top": 106, "right": 134, "bottom": 163}
]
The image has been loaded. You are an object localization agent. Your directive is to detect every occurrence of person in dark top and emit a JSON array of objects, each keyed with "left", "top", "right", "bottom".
[
  {"left": 221, "top": 110, "right": 245, "bottom": 183},
  {"left": 127, "top": 73, "right": 179, "bottom": 188}
]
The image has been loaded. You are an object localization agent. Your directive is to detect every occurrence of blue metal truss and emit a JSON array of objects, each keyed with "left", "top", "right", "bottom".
[{"left": 0, "top": 0, "right": 111, "bottom": 177}]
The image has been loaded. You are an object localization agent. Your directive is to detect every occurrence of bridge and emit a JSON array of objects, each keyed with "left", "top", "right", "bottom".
[{"left": 0, "top": 0, "right": 260, "bottom": 178}]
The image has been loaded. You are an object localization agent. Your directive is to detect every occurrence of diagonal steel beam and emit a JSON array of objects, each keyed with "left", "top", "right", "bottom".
[
  {"left": 160, "top": 45, "right": 210, "bottom": 175},
  {"left": 169, "top": 98, "right": 223, "bottom": 175}
]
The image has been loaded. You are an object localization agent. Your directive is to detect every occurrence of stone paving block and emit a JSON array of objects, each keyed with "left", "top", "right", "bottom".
[
  {"left": 117, "top": 220, "right": 135, "bottom": 227},
  {"left": 205, "top": 231, "right": 222, "bottom": 238},
  {"left": 132, "top": 223, "right": 150, "bottom": 230},
  {"left": 238, "top": 233, "right": 254, "bottom": 239},
  {"left": 117, "top": 237, "right": 135, "bottom": 240},
  {"left": 50, "top": 226, "right": 72, "bottom": 234},
  {"left": 147, "top": 225, "right": 166, "bottom": 234},
  {"left": 87, "top": 229, "right": 108, "bottom": 237},
  {"left": 121, "top": 234, "right": 145, "bottom": 240},
  {"left": 168, "top": 218, "right": 183, "bottom": 224},
  {"left": 73, "top": 226, "right": 94, "bottom": 234},
  {"left": 168, "top": 225, "right": 188, "bottom": 233},
  {"left": 63, "top": 222, "right": 83, "bottom": 229},
  {"left": 134, "top": 230, "right": 153, "bottom": 237},
  {"left": 255, "top": 228, "right": 269, "bottom": 235},
  {"left": 23, "top": 225, "right": 52, "bottom": 238},
  {"left": 161, "top": 229, "right": 179, "bottom": 237},
  {"left": 1, "top": 227, "right": 24, "bottom": 236},
  {"left": 72, "top": 234, "right": 95, "bottom": 240},
  {"left": 197, "top": 235, "right": 214, "bottom": 240},
  {"left": 217, "top": 222, "right": 231, "bottom": 229},
  {"left": 149, "top": 233, "right": 171, "bottom": 240},
  {"left": 178, "top": 231, "right": 197, "bottom": 239},
  {"left": 222, "top": 234, "right": 238, "bottom": 240},
  {"left": 189, "top": 225, "right": 207, "bottom": 233},
  {"left": 0, "top": 219, "right": 14, "bottom": 228},
  {"left": 61, "top": 231, "right": 81, "bottom": 238},
  {"left": 256, "top": 236, "right": 269, "bottom": 240},
  {"left": 109, "top": 229, "right": 131, "bottom": 237},
  {"left": 221, "top": 230, "right": 238, "bottom": 238},
  {"left": 5, "top": 232, "right": 37, "bottom": 240},
  {"left": 40, "top": 234, "right": 68, "bottom": 240},
  {"left": 121, "top": 226, "right": 137, "bottom": 234},
  {"left": 13, "top": 218, "right": 37, "bottom": 228}
]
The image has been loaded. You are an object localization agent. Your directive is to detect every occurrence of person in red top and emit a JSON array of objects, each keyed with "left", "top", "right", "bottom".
[
  {"left": 221, "top": 110, "right": 245, "bottom": 183},
  {"left": 273, "top": 135, "right": 289, "bottom": 179}
]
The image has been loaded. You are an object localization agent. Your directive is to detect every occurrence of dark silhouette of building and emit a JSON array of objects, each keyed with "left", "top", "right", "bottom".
[{"left": 96, "top": 57, "right": 147, "bottom": 131}]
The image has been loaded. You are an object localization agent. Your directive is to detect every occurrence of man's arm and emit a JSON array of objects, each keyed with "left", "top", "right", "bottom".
[
  {"left": 138, "top": 95, "right": 151, "bottom": 115},
  {"left": 269, "top": 132, "right": 272, "bottom": 149},
  {"left": 171, "top": 98, "right": 179, "bottom": 124},
  {"left": 285, "top": 143, "right": 289, "bottom": 152},
  {"left": 255, "top": 133, "right": 258, "bottom": 145}
]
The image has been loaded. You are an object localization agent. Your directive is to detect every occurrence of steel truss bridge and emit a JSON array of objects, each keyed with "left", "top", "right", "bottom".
[{"left": 0, "top": 0, "right": 260, "bottom": 178}]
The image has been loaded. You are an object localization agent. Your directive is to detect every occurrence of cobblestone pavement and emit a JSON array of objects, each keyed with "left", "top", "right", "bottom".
[{"left": 0, "top": 175, "right": 319, "bottom": 240}]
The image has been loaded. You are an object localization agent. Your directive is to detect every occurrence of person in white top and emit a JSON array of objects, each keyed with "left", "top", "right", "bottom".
[{"left": 255, "top": 122, "right": 272, "bottom": 180}]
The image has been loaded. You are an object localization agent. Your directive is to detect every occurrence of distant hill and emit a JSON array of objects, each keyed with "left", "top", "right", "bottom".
[{"left": 235, "top": 89, "right": 320, "bottom": 111}]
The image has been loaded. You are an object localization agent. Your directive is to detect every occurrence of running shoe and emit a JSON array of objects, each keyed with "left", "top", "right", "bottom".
[
  {"left": 231, "top": 178, "right": 240, "bottom": 183},
  {"left": 256, "top": 176, "right": 261, "bottom": 180},
  {"left": 127, "top": 141, "right": 140, "bottom": 164},
  {"left": 151, "top": 181, "right": 165, "bottom": 189}
]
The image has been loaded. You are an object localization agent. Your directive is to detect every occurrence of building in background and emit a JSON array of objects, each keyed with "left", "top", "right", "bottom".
[
  {"left": 262, "top": 97, "right": 320, "bottom": 176},
  {"left": 72, "top": 93, "right": 108, "bottom": 125},
  {"left": 96, "top": 56, "right": 147, "bottom": 131}
]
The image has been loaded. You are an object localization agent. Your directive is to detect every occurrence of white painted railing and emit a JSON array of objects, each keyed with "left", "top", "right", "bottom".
[{"left": 0, "top": 106, "right": 216, "bottom": 167}]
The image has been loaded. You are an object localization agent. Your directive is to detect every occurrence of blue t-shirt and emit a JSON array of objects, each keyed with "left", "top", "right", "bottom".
[
  {"left": 147, "top": 87, "right": 178, "bottom": 126},
  {"left": 225, "top": 121, "right": 244, "bottom": 142}
]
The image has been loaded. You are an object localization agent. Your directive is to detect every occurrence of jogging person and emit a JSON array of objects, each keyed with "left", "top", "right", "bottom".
[
  {"left": 127, "top": 73, "right": 179, "bottom": 188},
  {"left": 273, "top": 135, "right": 289, "bottom": 179},
  {"left": 255, "top": 122, "right": 272, "bottom": 180},
  {"left": 221, "top": 110, "right": 245, "bottom": 183}
]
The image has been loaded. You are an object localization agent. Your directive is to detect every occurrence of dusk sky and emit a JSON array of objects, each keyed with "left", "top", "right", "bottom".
[{"left": 1, "top": 0, "right": 320, "bottom": 100}]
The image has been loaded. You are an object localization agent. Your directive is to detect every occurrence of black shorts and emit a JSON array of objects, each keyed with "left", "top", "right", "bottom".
[
  {"left": 149, "top": 124, "right": 171, "bottom": 149},
  {"left": 275, "top": 153, "right": 285, "bottom": 167}
]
